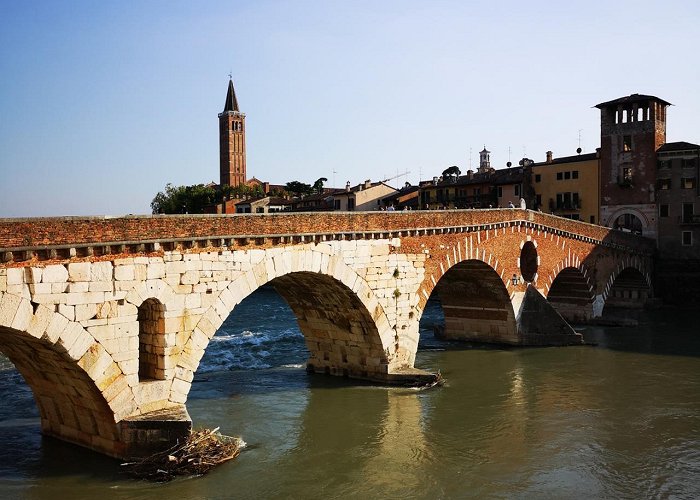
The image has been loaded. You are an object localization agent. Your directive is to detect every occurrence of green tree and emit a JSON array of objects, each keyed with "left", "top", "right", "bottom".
[
  {"left": 312, "top": 177, "right": 328, "bottom": 194},
  {"left": 150, "top": 183, "right": 218, "bottom": 214},
  {"left": 442, "top": 165, "right": 461, "bottom": 179},
  {"left": 285, "top": 181, "right": 313, "bottom": 198}
]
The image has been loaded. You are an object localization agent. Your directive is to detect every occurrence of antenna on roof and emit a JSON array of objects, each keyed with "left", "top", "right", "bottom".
[
  {"left": 578, "top": 129, "right": 583, "bottom": 154},
  {"left": 508, "top": 146, "right": 512, "bottom": 164},
  {"left": 228, "top": 71, "right": 232, "bottom": 80}
]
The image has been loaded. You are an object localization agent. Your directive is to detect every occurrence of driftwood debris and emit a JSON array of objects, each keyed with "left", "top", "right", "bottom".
[{"left": 121, "top": 427, "right": 244, "bottom": 482}]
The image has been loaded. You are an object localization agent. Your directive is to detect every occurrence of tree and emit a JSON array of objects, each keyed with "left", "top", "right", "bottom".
[
  {"left": 285, "top": 181, "right": 313, "bottom": 198},
  {"left": 151, "top": 183, "right": 218, "bottom": 214},
  {"left": 442, "top": 165, "right": 461, "bottom": 179},
  {"left": 312, "top": 177, "right": 328, "bottom": 194}
]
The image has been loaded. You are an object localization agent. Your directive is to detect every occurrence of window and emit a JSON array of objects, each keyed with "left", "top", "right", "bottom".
[
  {"left": 572, "top": 170, "right": 579, "bottom": 179},
  {"left": 658, "top": 160, "right": 670, "bottom": 169},
  {"left": 657, "top": 178, "right": 671, "bottom": 190},
  {"left": 556, "top": 172, "right": 563, "bottom": 180},
  {"left": 535, "top": 174, "right": 541, "bottom": 183},
  {"left": 589, "top": 215, "right": 595, "bottom": 224},
  {"left": 623, "top": 135, "right": 632, "bottom": 151},
  {"left": 514, "top": 185, "right": 520, "bottom": 196},
  {"left": 536, "top": 194, "right": 542, "bottom": 207},
  {"left": 564, "top": 171, "right": 571, "bottom": 180},
  {"left": 659, "top": 204, "right": 669, "bottom": 217},
  {"left": 334, "top": 199, "right": 340, "bottom": 210},
  {"left": 497, "top": 186, "right": 503, "bottom": 198},
  {"left": 348, "top": 198, "right": 355, "bottom": 210},
  {"left": 682, "top": 231, "right": 692, "bottom": 246},
  {"left": 682, "top": 158, "right": 697, "bottom": 169},
  {"left": 681, "top": 178, "right": 696, "bottom": 189},
  {"left": 621, "top": 166, "right": 633, "bottom": 183},
  {"left": 683, "top": 203, "right": 694, "bottom": 223},
  {"left": 572, "top": 192, "right": 580, "bottom": 208}
]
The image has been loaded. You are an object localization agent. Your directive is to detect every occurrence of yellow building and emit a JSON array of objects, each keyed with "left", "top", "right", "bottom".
[{"left": 532, "top": 150, "right": 600, "bottom": 224}]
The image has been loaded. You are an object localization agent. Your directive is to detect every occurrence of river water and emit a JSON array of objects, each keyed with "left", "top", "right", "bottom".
[{"left": 1, "top": 287, "right": 699, "bottom": 499}]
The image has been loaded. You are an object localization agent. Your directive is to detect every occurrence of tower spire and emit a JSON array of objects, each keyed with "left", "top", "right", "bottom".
[{"left": 223, "top": 78, "right": 239, "bottom": 113}]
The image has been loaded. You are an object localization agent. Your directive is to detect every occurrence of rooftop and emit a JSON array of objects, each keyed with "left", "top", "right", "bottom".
[{"left": 595, "top": 93, "right": 672, "bottom": 109}]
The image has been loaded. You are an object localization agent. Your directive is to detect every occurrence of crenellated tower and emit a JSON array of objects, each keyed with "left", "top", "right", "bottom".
[
  {"left": 218, "top": 79, "right": 246, "bottom": 188},
  {"left": 596, "top": 93, "right": 670, "bottom": 238}
]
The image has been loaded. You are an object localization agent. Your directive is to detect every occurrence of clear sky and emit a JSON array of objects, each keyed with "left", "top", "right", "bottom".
[{"left": 1, "top": 0, "right": 698, "bottom": 217}]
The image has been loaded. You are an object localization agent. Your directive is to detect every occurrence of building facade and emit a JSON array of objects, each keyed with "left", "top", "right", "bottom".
[
  {"left": 531, "top": 151, "right": 600, "bottom": 224},
  {"left": 333, "top": 180, "right": 397, "bottom": 211},
  {"left": 656, "top": 141, "right": 700, "bottom": 258}
]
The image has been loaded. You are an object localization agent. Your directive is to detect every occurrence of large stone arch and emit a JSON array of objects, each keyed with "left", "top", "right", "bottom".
[
  {"left": 425, "top": 258, "right": 518, "bottom": 344},
  {"left": 0, "top": 291, "right": 127, "bottom": 457},
  {"left": 169, "top": 248, "right": 397, "bottom": 404}
]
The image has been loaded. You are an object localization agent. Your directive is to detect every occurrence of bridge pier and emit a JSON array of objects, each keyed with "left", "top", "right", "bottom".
[
  {"left": 119, "top": 406, "right": 192, "bottom": 459},
  {"left": 514, "top": 285, "right": 583, "bottom": 346}
]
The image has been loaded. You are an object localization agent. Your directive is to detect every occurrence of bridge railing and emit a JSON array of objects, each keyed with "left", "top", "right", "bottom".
[{"left": 0, "top": 209, "right": 655, "bottom": 264}]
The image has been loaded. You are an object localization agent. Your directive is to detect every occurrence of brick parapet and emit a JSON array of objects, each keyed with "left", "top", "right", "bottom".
[{"left": 0, "top": 210, "right": 655, "bottom": 265}]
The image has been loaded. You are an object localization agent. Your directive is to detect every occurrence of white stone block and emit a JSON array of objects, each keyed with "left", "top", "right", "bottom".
[
  {"left": 114, "top": 264, "right": 135, "bottom": 281},
  {"left": 41, "top": 264, "right": 68, "bottom": 283},
  {"left": 67, "top": 262, "right": 90, "bottom": 282},
  {"left": 147, "top": 262, "right": 166, "bottom": 279},
  {"left": 89, "top": 281, "right": 114, "bottom": 292},
  {"left": 29, "top": 283, "right": 52, "bottom": 295},
  {"left": 6, "top": 268, "right": 24, "bottom": 286},
  {"left": 58, "top": 303, "right": 75, "bottom": 321},
  {"left": 0, "top": 293, "right": 22, "bottom": 326},
  {"left": 75, "top": 303, "right": 97, "bottom": 321}
]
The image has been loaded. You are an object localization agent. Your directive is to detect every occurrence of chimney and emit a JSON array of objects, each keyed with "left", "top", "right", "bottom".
[
  {"left": 546, "top": 151, "right": 553, "bottom": 164},
  {"left": 364, "top": 179, "right": 372, "bottom": 189},
  {"left": 433, "top": 176, "right": 439, "bottom": 185},
  {"left": 467, "top": 169, "right": 474, "bottom": 179},
  {"left": 345, "top": 181, "right": 351, "bottom": 192}
]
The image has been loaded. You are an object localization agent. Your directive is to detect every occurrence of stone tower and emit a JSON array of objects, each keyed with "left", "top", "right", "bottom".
[
  {"left": 218, "top": 79, "right": 246, "bottom": 188},
  {"left": 596, "top": 93, "right": 670, "bottom": 238},
  {"left": 479, "top": 147, "right": 491, "bottom": 173}
]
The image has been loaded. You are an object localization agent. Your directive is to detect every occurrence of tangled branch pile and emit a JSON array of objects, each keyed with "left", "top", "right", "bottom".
[{"left": 121, "top": 427, "right": 244, "bottom": 482}]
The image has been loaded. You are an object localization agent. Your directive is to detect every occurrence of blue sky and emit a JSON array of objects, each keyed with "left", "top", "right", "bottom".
[{"left": 1, "top": 0, "right": 698, "bottom": 217}]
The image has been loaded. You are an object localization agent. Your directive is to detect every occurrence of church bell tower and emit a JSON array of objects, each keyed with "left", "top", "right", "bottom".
[{"left": 218, "top": 79, "right": 246, "bottom": 188}]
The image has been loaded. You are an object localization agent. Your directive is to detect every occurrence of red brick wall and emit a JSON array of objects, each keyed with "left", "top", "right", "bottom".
[{"left": 0, "top": 210, "right": 654, "bottom": 254}]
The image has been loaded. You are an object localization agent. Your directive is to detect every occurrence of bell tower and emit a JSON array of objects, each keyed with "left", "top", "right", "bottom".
[{"left": 218, "top": 79, "right": 246, "bottom": 188}]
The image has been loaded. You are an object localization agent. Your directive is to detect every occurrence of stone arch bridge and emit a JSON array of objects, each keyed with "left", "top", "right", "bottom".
[{"left": 0, "top": 209, "right": 654, "bottom": 458}]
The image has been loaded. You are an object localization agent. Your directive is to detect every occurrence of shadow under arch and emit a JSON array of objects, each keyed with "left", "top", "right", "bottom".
[
  {"left": 603, "top": 266, "right": 652, "bottom": 312},
  {"left": 0, "top": 297, "right": 124, "bottom": 457},
  {"left": 270, "top": 272, "right": 390, "bottom": 378},
  {"left": 546, "top": 266, "right": 595, "bottom": 322},
  {"left": 426, "top": 259, "right": 518, "bottom": 344}
]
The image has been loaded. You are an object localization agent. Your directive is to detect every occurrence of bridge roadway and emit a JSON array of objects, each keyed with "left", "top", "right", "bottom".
[{"left": 0, "top": 209, "right": 655, "bottom": 458}]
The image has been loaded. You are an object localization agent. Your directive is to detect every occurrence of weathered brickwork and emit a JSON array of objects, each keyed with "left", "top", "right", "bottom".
[{"left": 0, "top": 210, "right": 654, "bottom": 458}]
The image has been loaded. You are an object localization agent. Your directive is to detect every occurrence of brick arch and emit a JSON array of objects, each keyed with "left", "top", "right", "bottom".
[
  {"left": 0, "top": 291, "right": 128, "bottom": 457},
  {"left": 422, "top": 257, "right": 518, "bottom": 344},
  {"left": 545, "top": 266, "right": 596, "bottom": 322},
  {"left": 170, "top": 247, "right": 396, "bottom": 403},
  {"left": 601, "top": 260, "right": 653, "bottom": 310}
]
